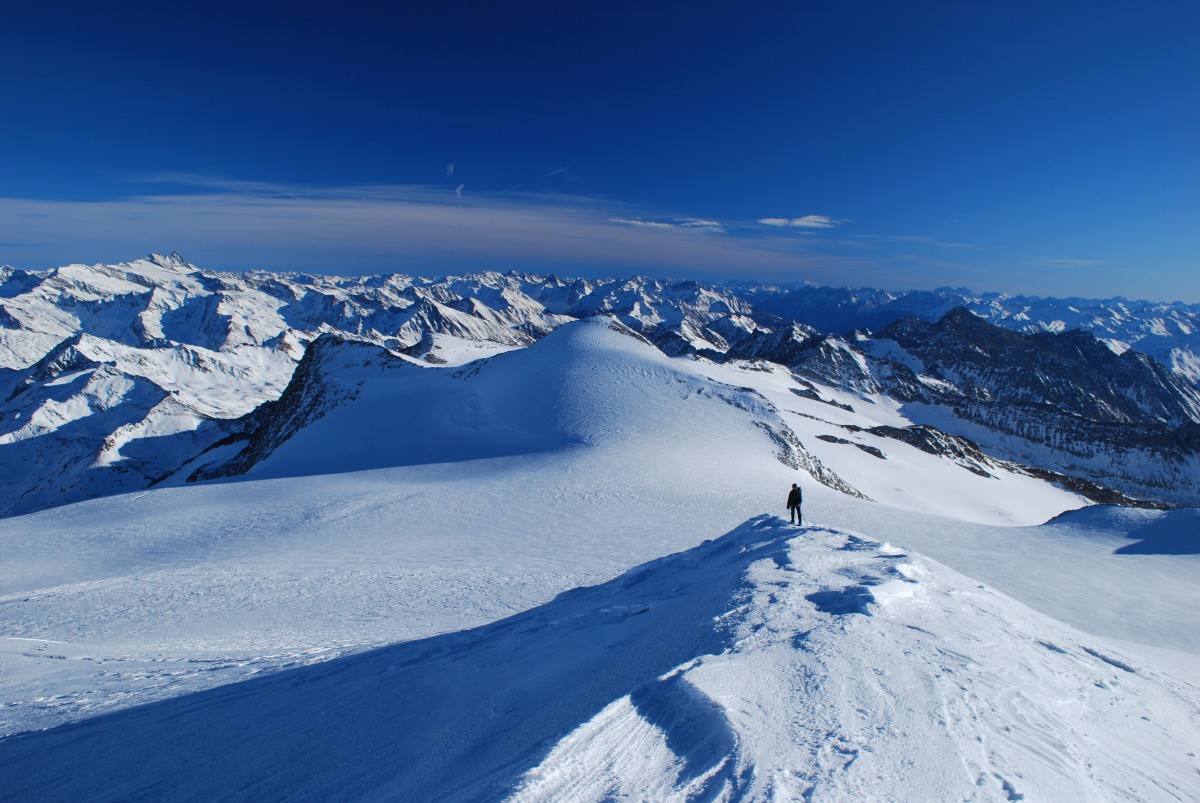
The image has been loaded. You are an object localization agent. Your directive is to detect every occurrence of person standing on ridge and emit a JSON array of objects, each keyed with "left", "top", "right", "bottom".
[{"left": 786, "top": 482, "right": 803, "bottom": 525}]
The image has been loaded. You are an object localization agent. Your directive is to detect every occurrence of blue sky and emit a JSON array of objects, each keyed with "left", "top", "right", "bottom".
[{"left": 2, "top": 1, "right": 1197, "bottom": 301}]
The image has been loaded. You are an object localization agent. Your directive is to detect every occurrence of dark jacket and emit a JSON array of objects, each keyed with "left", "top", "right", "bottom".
[{"left": 786, "top": 487, "right": 802, "bottom": 508}]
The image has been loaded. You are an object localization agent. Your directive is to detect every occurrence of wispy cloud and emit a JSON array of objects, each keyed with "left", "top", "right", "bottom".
[
  {"left": 757, "top": 215, "right": 844, "bottom": 229},
  {"left": 610, "top": 216, "right": 725, "bottom": 233},
  {"left": 8, "top": 179, "right": 1077, "bottom": 295},
  {"left": 1037, "top": 257, "right": 1107, "bottom": 268},
  {"left": 851, "top": 233, "right": 973, "bottom": 249},
  {"left": 0, "top": 182, "right": 855, "bottom": 280},
  {"left": 609, "top": 217, "right": 673, "bottom": 230}
]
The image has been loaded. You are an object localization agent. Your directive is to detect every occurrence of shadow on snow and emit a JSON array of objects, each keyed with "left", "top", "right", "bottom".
[{"left": 0, "top": 516, "right": 796, "bottom": 803}]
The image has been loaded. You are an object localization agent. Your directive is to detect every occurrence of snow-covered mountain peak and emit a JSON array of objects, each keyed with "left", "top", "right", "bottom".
[
  {"left": 139, "top": 251, "right": 197, "bottom": 274},
  {"left": 181, "top": 315, "right": 848, "bottom": 495}
]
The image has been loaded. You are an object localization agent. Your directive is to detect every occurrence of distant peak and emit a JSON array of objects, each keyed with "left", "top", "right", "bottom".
[
  {"left": 937, "top": 306, "right": 984, "bottom": 326},
  {"left": 146, "top": 252, "right": 194, "bottom": 272}
]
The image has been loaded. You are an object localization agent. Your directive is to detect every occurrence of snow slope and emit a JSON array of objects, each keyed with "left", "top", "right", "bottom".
[
  {"left": 2, "top": 313, "right": 1198, "bottom": 800},
  {"left": 2, "top": 518, "right": 1197, "bottom": 801},
  {"left": 0, "top": 318, "right": 848, "bottom": 739},
  {"left": 185, "top": 318, "right": 826, "bottom": 486}
]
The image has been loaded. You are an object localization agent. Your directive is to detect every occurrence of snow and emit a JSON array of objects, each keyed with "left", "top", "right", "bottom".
[
  {"left": 1, "top": 291, "right": 1199, "bottom": 799},
  {"left": 512, "top": 522, "right": 1200, "bottom": 801},
  {"left": 696, "top": 358, "right": 1084, "bottom": 525},
  {"left": 409, "top": 332, "right": 524, "bottom": 365},
  {"left": 2, "top": 517, "right": 1198, "bottom": 801}
]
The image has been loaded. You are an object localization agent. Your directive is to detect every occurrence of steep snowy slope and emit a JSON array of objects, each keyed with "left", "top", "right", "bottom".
[{"left": 2, "top": 518, "right": 1197, "bottom": 801}]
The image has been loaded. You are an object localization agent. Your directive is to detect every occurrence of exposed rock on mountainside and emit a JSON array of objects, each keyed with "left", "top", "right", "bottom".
[
  {"left": 186, "top": 336, "right": 391, "bottom": 482},
  {"left": 877, "top": 307, "right": 1200, "bottom": 426},
  {"left": 865, "top": 424, "right": 1000, "bottom": 477},
  {"left": 733, "top": 282, "right": 1200, "bottom": 388},
  {"left": 858, "top": 309, "right": 1200, "bottom": 505}
]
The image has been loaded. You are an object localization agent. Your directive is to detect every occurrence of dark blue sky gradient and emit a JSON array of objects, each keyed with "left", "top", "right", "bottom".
[{"left": 2, "top": 1, "right": 1197, "bottom": 300}]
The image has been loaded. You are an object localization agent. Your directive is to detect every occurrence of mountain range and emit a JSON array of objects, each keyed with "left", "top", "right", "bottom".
[{"left": 2, "top": 254, "right": 1197, "bottom": 517}]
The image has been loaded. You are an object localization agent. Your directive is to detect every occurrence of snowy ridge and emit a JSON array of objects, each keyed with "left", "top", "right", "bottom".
[
  {"left": 2, "top": 517, "right": 1196, "bottom": 801},
  {"left": 514, "top": 520, "right": 1200, "bottom": 801},
  {"left": 180, "top": 317, "right": 858, "bottom": 499}
]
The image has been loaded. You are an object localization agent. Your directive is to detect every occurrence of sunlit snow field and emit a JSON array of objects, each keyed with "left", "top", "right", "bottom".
[{"left": 2, "top": 319, "right": 1198, "bottom": 800}]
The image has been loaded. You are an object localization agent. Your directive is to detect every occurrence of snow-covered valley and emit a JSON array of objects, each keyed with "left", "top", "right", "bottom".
[{"left": 2, "top": 260, "right": 1199, "bottom": 800}]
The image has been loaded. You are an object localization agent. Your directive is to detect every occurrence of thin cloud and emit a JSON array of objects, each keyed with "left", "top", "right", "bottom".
[
  {"left": 0, "top": 184, "right": 848, "bottom": 280},
  {"left": 133, "top": 173, "right": 305, "bottom": 196},
  {"left": 610, "top": 217, "right": 674, "bottom": 229},
  {"left": 676, "top": 218, "right": 724, "bottom": 232},
  {"left": 1038, "top": 257, "right": 1107, "bottom": 268},
  {"left": 757, "top": 215, "right": 843, "bottom": 229},
  {"left": 852, "top": 233, "right": 973, "bottom": 249},
  {"left": 610, "top": 216, "right": 725, "bottom": 233},
  {"left": 7, "top": 184, "right": 1163, "bottom": 298}
]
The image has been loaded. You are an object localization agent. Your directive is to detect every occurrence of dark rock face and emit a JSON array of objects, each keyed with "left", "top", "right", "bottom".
[
  {"left": 877, "top": 308, "right": 1200, "bottom": 426},
  {"left": 847, "top": 309, "right": 1200, "bottom": 505},
  {"left": 866, "top": 425, "right": 998, "bottom": 477},
  {"left": 189, "top": 336, "right": 385, "bottom": 481}
]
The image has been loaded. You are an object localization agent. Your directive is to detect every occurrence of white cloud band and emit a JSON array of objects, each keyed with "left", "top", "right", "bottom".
[
  {"left": 758, "top": 215, "right": 842, "bottom": 229},
  {"left": 0, "top": 184, "right": 834, "bottom": 279}
]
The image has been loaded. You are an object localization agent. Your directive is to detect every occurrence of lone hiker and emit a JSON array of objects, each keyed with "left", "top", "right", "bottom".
[{"left": 786, "top": 483, "right": 803, "bottom": 525}]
